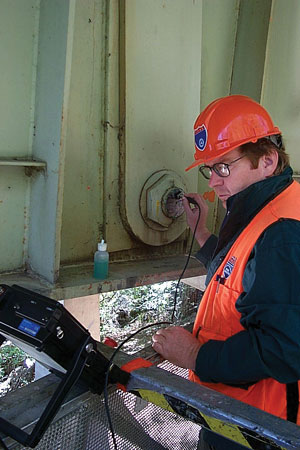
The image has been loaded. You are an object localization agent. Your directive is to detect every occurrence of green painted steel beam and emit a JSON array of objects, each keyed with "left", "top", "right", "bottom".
[{"left": 230, "top": 0, "right": 272, "bottom": 101}]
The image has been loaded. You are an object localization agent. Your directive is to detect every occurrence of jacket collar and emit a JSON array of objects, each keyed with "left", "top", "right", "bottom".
[{"left": 214, "top": 166, "right": 294, "bottom": 257}]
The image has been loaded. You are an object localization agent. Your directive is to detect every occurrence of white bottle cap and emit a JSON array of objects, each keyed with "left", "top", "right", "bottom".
[{"left": 98, "top": 239, "right": 107, "bottom": 251}]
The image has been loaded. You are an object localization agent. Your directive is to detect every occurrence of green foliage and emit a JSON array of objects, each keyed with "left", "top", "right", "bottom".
[
  {"left": 99, "top": 281, "right": 201, "bottom": 353},
  {"left": 0, "top": 343, "right": 27, "bottom": 380}
]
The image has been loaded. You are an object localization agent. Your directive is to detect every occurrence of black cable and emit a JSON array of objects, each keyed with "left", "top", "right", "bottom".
[
  {"left": 103, "top": 200, "right": 202, "bottom": 449},
  {"left": 171, "top": 203, "right": 201, "bottom": 322},
  {"left": 103, "top": 321, "right": 172, "bottom": 450}
]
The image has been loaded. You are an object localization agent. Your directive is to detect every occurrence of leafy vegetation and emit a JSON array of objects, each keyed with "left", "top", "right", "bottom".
[
  {"left": 0, "top": 281, "right": 202, "bottom": 395},
  {"left": 0, "top": 342, "right": 27, "bottom": 378},
  {"left": 99, "top": 281, "right": 201, "bottom": 353},
  {"left": 0, "top": 342, "right": 35, "bottom": 396}
]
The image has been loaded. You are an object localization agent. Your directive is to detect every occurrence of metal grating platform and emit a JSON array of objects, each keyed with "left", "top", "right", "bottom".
[{"left": 9, "top": 363, "right": 200, "bottom": 450}]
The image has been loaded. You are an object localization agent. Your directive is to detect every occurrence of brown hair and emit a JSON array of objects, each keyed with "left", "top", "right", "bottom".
[{"left": 240, "top": 135, "right": 289, "bottom": 176}]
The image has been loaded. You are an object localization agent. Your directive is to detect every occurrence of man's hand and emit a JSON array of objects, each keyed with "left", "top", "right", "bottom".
[
  {"left": 152, "top": 326, "right": 201, "bottom": 370},
  {"left": 182, "top": 194, "right": 211, "bottom": 247}
]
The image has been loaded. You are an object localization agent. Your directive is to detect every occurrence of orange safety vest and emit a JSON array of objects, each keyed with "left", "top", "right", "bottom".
[{"left": 190, "top": 180, "right": 300, "bottom": 423}]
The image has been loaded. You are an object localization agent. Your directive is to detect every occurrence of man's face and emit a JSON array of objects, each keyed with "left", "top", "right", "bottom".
[{"left": 207, "top": 148, "right": 270, "bottom": 207}]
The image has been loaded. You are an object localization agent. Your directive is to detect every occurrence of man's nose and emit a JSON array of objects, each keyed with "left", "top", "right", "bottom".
[{"left": 208, "top": 171, "right": 223, "bottom": 188}]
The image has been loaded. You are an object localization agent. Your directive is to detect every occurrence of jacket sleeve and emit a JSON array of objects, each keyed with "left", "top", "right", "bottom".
[
  {"left": 194, "top": 219, "right": 300, "bottom": 384},
  {"left": 195, "top": 234, "right": 218, "bottom": 269}
]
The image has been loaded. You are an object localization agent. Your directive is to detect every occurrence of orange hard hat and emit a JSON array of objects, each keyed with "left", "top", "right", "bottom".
[{"left": 185, "top": 95, "right": 281, "bottom": 171}]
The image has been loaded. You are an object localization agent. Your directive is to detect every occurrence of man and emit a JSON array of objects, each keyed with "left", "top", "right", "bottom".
[{"left": 152, "top": 95, "right": 300, "bottom": 448}]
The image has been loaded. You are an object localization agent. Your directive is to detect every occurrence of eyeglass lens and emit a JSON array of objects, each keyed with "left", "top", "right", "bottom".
[{"left": 200, "top": 163, "right": 230, "bottom": 179}]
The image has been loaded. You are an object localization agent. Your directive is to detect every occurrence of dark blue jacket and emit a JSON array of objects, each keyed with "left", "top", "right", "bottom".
[{"left": 195, "top": 167, "right": 300, "bottom": 385}]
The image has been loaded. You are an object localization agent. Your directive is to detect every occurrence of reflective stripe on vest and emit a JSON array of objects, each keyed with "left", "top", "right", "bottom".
[{"left": 190, "top": 181, "right": 300, "bottom": 422}]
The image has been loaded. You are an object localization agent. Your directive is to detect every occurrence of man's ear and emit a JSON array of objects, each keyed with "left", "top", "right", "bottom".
[{"left": 261, "top": 150, "right": 279, "bottom": 176}]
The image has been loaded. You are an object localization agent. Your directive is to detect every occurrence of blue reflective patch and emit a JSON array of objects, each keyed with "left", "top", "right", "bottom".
[
  {"left": 222, "top": 256, "right": 237, "bottom": 279},
  {"left": 18, "top": 318, "right": 41, "bottom": 337},
  {"left": 194, "top": 124, "right": 207, "bottom": 151}
]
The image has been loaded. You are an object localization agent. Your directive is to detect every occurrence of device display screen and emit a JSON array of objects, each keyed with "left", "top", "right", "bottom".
[{"left": 18, "top": 318, "right": 41, "bottom": 337}]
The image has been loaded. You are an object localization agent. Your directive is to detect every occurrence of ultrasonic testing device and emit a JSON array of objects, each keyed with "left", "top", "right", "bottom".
[{"left": 0, "top": 284, "right": 129, "bottom": 448}]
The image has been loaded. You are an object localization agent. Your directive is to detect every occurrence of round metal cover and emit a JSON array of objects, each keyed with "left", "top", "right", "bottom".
[{"left": 139, "top": 170, "right": 187, "bottom": 246}]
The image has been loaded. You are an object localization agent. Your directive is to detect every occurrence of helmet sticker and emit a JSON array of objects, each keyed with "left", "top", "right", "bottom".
[{"left": 194, "top": 124, "right": 207, "bottom": 152}]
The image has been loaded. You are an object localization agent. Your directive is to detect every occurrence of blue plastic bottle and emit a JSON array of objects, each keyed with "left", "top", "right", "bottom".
[{"left": 93, "top": 239, "right": 109, "bottom": 279}]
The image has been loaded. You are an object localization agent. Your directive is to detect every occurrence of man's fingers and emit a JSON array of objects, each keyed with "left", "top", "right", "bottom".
[
  {"left": 152, "top": 341, "right": 162, "bottom": 351},
  {"left": 152, "top": 331, "right": 166, "bottom": 344},
  {"left": 155, "top": 328, "right": 166, "bottom": 336}
]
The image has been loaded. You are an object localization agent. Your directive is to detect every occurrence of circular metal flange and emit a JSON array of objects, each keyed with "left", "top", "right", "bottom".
[{"left": 139, "top": 169, "right": 187, "bottom": 245}]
